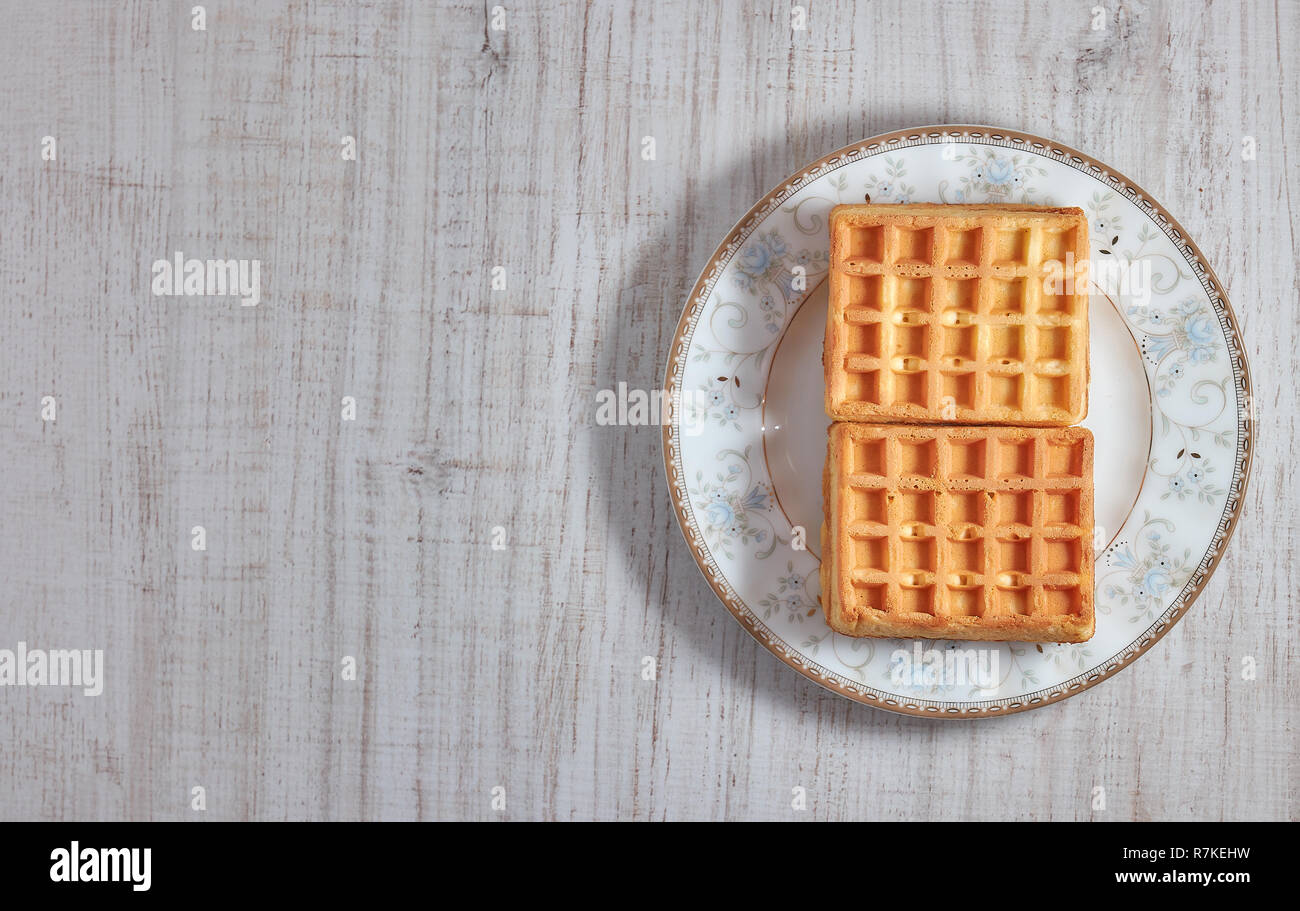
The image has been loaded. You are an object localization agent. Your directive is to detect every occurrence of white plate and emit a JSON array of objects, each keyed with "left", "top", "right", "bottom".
[{"left": 662, "top": 126, "right": 1254, "bottom": 717}]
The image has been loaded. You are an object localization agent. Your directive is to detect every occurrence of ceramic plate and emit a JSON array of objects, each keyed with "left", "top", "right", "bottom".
[{"left": 662, "top": 126, "right": 1253, "bottom": 717}]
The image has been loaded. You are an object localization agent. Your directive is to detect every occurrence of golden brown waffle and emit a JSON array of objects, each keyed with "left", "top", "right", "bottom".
[
  {"left": 820, "top": 423, "right": 1095, "bottom": 642},
  {"left": 824, "top": 204, "right": 1089, "bottom": 425}
]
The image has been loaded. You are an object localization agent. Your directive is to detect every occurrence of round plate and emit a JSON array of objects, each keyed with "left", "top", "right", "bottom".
[{"left": 662, "top": 126, "right": 1254, "bottom": 717}]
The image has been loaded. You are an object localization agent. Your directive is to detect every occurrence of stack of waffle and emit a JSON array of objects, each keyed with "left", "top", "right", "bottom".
[{"left": 821, "top": 205, "right": 1095, "bottom": 643}]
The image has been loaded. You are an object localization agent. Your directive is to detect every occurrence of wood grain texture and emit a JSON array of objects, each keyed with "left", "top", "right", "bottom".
[{"left": 0, "top": 0, "right": 1294, "bottom": 821}]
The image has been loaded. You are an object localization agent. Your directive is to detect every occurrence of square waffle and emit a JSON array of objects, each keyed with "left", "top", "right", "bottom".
[
  {"left": 824, "top": 204, "right": 1089, "bottom": 425},
  {"left": 820, "top": 422, "right": 1095, "bottom": 642}
]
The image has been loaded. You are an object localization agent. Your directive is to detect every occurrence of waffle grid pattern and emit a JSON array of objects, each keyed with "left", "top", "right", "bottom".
[
  {"left": 826, "top": 206, "right": 1089, "bottom": 425},
  {"left": 826, "top": 424, "right": 1094, "bottom": 638}
]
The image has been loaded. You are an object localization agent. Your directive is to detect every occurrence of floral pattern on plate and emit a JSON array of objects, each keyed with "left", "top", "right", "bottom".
[{"left": 664, "top": 128, "right": 1252, "bottom": 716}]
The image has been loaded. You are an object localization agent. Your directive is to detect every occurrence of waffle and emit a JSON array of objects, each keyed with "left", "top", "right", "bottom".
[
  {"left": 824, "top": 204, "right": 1089, "bottom": 425},
  {"left": 820, "top": 423, "right": 1094, "bottom": 642}
]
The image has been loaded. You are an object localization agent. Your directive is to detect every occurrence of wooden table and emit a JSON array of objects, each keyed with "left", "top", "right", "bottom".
[{"left": 0, "top": 0, "right": 1293, "bottom": 820}]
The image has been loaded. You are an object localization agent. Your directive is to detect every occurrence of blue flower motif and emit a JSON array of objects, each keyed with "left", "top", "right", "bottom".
[
  {"left": 738, "top": 241, "right": 771, "bottom": 275},
  {"left": 1142, "top": 568, "right": 1172, "bottom": 596},
  {"left": 1187, "top": 467, "right": 1204, "bottom": 484},
  {"left": 705, "top": 496, "right": 734, "bottom": 528},
  {"left": 1168, "top": 476, "right": 1185, "bottom": 493},
  {"left": 737, "top": 231, "right": 789, "bottom": 282},
  {"left": 708, "top": 389, "right": 725, "bottom": 406},
  {"left": 723, "top": 405, "right": 739, "bottom": 421},
  {"left": 986, "top": 158, "right": 1015, "bottom": 185},
  {"left": 1184, "top": 316, "right": 1217, "bottom": 361},
  {"left": 1144, "top": 333, "right": 1178, "bottom": 362},
  {"left": 741, "top": 483, "right": 771, "bottom": 512},
  {"left": 1186, "top": 318, "right": 1213, "bottom": 343}
]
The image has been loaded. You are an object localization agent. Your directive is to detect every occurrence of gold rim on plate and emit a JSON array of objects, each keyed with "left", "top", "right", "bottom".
[{"left": 660, "top": 125, "right": 1255, "bottom": 718}]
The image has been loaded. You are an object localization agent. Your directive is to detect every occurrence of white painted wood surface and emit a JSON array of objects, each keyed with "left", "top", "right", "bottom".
[{"left": 0, "top": 0, "right": 1294, "bottom": 820}]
